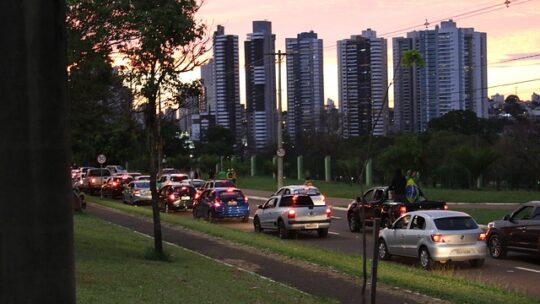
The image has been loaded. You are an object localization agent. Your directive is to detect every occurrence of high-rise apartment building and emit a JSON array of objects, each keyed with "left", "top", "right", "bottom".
[
  {"left": 361, "top": 29, "right": 388, "bottom": 136},
  {"left": 285, "top": 31, "right": 324, "bottom": 143},
  {"left": 245, "top": 21, "right": 276, "bottom": 150},
  {"left": 338, "top": 35, "right": 372, "bottom": 138},
  {"left": 393, "top": 20, "right": 488, "bottom": 132},
  {"left": 212, "top": 25, "right": 242, "bottom": 145}
]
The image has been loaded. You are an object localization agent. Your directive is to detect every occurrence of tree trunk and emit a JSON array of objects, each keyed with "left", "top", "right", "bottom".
[
  {"left": 0, "top": 1, "right": 75, "bottom": 303},
  {"left": 147, "top": 97, "right": 163, "bottom": 254}
]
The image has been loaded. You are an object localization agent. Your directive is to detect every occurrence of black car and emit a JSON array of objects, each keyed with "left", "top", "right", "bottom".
[
  {"left": 486, "top": 201, "right": 540, "bottom": 258},
  {"left": 158, "top": 184, "right": 197, "bottom": 212},
  {"left": 102, "top": 176, "right": 133, "bottom": 198}
]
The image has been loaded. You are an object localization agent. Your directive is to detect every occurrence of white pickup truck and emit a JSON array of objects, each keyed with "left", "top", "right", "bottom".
[{"left": 253, "top": 194, "right": 332, "bottom": 239}]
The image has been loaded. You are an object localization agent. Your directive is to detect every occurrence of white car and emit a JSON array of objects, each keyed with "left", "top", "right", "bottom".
[
  {"left": 273, "top": 185, "right": 326, "bottom": 205},
  {"left": 157, "top": 173, "right": 189, "bottom": 188},
  {"left": 378, "top": 210, "right": 487, "bottom": 270}
]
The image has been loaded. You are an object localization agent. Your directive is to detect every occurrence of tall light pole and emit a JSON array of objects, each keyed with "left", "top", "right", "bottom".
[{"left": 267, "top": 50, "right": 291, "bottom": 189}]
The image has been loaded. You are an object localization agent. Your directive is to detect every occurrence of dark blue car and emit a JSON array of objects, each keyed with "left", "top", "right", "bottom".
[{"left": 192, "top": 187, "right": 250, "bottom": 222}]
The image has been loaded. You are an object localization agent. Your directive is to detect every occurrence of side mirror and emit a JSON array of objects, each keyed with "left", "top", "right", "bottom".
[{"left": 257, "top": 204, "right": 263, "bottom": 209}]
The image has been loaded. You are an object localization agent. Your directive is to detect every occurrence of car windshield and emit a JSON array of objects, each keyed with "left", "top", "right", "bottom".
[
  {"left": 434, "top": 216, "right": 478, "bottom": 230},
  {"left": 219, "top": 190, "right": 244, "bottom": 201},
  {"left": 134, "top": 182, "right": 150, "bottom": 188},
  {"left": 280, "top": 196, "right": 314, "bottom": 207},
  {"left": 292, "top": 188, "right": 321, "bottom": 196}
]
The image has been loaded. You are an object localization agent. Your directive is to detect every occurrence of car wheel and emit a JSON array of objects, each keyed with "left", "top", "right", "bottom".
[
  {"left": 253, "top": 217, "right": 263, "bottom": 232},
  {"left": 317, "top": 228, "right": 329, "bottom": 238},
  {"left": 469, "top": 258, "right": 485, "bottom": 268},
  {"left": 488, "top": 234, "right": 507, "bottom": 259},
  {"left": 348, "top": 214, "right": 360, "bottom": 232},
  {"left": 419, "top": 247, "right": 435, "bottom": 270},
  {"left": 378, "top": 239, "right": 391, "bottom": 260},
  {"left": 278, "top": 220, "right": 290, "bottom": 239}
]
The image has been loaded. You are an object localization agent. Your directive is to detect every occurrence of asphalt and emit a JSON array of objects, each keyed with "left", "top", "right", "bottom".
[{"left": 86, "top": 203, "right": 448, "bottom": 304}]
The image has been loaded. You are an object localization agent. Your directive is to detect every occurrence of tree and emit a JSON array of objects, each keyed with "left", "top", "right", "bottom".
[{"left": 68, "top": 0, "right": 208, "bottom": 254}]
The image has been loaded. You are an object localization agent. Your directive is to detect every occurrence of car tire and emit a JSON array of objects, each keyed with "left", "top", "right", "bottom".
[
  {"left": 378, "top": 239, "right": 391, "bottom": 260},
  {"left": 488, "top": 234, "right": 507, "bottom": 259},
  {"left": 317, "top": 228, "right": 329, "bottom": 238},
  {"left": 348, "top": 214, "right": 360, "bottom": 232},
  {"left": 278, "top": 220, "right": 290, "bottom": 239},
  {"left": 253, "top": 217, "right": 263, "bottom": 232},
  {"left": 469, "top": 258, "right": 485, "bottom": 268},
  {"left": 419, "top": 247, "right": 435, "bottom": 270}
]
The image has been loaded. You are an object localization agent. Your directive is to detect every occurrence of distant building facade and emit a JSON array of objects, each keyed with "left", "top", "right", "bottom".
[
  {"left": 338, "top": 35, "right": 372, "bottom": 138},
  {"left": 285, "top": 31, "right": 324, "bottom": 143},
  {"left": 245, "top": 21, "right": 276, "bottom": 150},
  {"left": 393, "top": 20, "right": 488, "bottom": 132}
]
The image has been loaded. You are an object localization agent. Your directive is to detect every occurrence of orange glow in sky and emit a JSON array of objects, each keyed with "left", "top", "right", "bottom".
[{"left": 188, "top": 0, "right": 540, "bottom": 107}]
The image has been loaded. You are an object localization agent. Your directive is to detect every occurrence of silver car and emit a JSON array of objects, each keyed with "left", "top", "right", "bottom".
[
  {"left": 378, "top": 210, "right": 487, "bottom": 269},
  {"left": 123, "top": 181, "right": 152, "bottom": 205}
]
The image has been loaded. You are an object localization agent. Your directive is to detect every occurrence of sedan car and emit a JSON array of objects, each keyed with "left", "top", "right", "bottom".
[
  {"left": 158, "top": 184, "right": 197, "bottom": 212},
  {"left": 192, "top": 187, "right": 249, "bottom": 222},
  {"left": 102, "top": 176, "right": 133, "bottom": 198},
  {"left": 273, "top": 185, "right": 326, "bottom": 205},
  {"left": 486, "top": 201, "right": 540, "bottom": 259},
  {"left": 123, "top": 181, "right": 151, "bottom": 205},
  {"left": 378, "top": 210, "right": 487, "bottom": 270}
]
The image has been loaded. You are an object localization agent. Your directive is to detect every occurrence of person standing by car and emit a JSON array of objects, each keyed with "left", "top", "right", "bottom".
[
  {"left": 389, "top": 168, "right": 406, "bottom": 202},
  {"left": 405, "top": 170, "right": 420, "bottom": 203}
]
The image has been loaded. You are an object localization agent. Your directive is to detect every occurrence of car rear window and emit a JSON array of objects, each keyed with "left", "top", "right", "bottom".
[
  {"left": 280, "top": 196, "right": 314, "bottom": 207},
  {"left": 88, "top": 169, "right": 111, "bottom": 177},
  {"left": 171, "top": 175, "right": 187, "bottom": 182},
  {"left": 215, "top": 180, "right": 235, "bottom": 187},
  {"left": 219, "top": 190, "right": 244, "bottom": 201},
  {"left": 292, "top": 188, "right": 321, "bottom": 196},
  {"left": 173, "top": 185, "right": 196, "bottom": 195},
  {"left": 434, "top": 216, "right": 478, "bottom": 230},
  {"left": 134, "top": 181, "right": 150, "bottom": 188}
]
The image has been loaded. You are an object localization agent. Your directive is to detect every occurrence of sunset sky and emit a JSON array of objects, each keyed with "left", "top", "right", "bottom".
[{"left": 191, "top": 0, "right": 540, "bottom": 108}]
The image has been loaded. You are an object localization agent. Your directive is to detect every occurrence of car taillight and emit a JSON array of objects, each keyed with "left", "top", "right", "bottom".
[
  {"left": 325, "top": 207, "right": 332, "bottom": 218},
  {"left": 112, "top": 181, "right": 119, "bottom": 187},
  {"left": 133, "top": 190, "right": 140, "bottom": 195},
  {"left": 292, "top": 195, "right": 298, "bottom": 201},
  {"left": 288, "top": 209, "right": 296, "bottom": 219},
  {"left": 213, "top": 202, "right": 221, "bottom": 208},
  {"left": 399, "top": 205, "right": 407, "bottom": 215},
  {"left": 91, "top": 178, "right": 96, "bottom": 184},
  {"left": 227, "top": 188, "right": 234, "bottom": 192},
  {"left": 181, "top": 186, "right": 187, "bottom": 191},
  {"left": 244, "top": 196, "right": 248, "bottom": 202},
  {"left": 79, "top": 180, "right": 83, "bottom": 185},
  {"left": 478, "top": 233, "right": 486, "bottom": 241},
  {"left": 169, "top": 194, "right": 176, "bottom": 201},
  {"left": 443, "top": 203, "right": 448, "bottom": 210},
  {"left": 431, "top": 234, "right": 445, "bottom": 243},
  {"left": 194, "top": 193, "right": 200, "bottom": 200}
]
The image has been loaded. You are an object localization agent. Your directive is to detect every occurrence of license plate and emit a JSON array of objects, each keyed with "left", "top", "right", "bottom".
[
  {"left": 453, "top": 248, "right": 472, "bottom": 255},
  {"left": 181, "top": 195, "right": 190, "bottom": 200},
  {"left": 228, "top": 200, "right": 237, "bottom": 206},
  {"left": 305, "top": 223, "right": 319, "bottom": 229}
]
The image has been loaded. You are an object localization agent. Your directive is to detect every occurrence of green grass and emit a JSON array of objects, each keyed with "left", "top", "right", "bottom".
[
  {"left": 75, "top": 213, "right": 334, "bottom": 304},
  {"left": 453, "top": 208, "right": 514, "bottom": 225},
  {"left": 237, "top": 175, "right": 539, "bottom": 204},
  {"left": 88, "top": 197, "right": 537, "bottom": 304}
]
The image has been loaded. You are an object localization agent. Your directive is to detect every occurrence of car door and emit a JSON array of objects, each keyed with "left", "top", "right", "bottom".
[
  {"left": 361, "top": 189, "right": 377, "bottom": 218},
  {"left": 507, "top": 206, "right": 535, "bottom": 248},
  {"left": 259, "top": 198, "right": 278, "bottom": 229},
  {"left": 521, "top": 206, "right": 540, "bottom": 251},
  {"left": 196, "top": 190, "right": 211, "bottom": 217},
  {"left": 386, "top": 214, "right": 411, "bottom": 256},
  {"left": 403, "top": 215, "right": 426, "bottom": 257}
]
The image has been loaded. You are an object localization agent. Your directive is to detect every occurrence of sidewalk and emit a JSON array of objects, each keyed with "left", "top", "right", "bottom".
[{"left": 87, "top": 204, "right": 447, "bottom": 304}]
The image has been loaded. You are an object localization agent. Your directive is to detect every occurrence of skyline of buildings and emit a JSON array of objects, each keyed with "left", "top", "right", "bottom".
[{"left": 185, "top": 19, "right": 534, "bottom": 151}]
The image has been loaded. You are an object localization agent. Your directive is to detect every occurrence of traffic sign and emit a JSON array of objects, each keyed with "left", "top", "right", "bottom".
[
  {"left": 97, "top": 154, "right": 107, "bottom": 164},
  {"left": 277, "top": 148, "right": 286, "bottom": 157}
]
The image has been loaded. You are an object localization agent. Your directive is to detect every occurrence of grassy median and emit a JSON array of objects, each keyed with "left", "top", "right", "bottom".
[
  {"left": 75, "top": 213, "right": 335, "bottom": 304},
  {"left": 237, "top": 175, "right": 538, "bottom": 204},
  {"left": 88, "top": 197, "right": 536, "bottom": 304}
]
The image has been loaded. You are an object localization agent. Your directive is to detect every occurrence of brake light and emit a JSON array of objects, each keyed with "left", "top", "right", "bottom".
[
  {"left": 79, "top": 180, "right": 83, "bottom": 185},
  {"left": 431, "top": 234, "right": 445, "bottom": 243},
  {"left": 194, "top": 193, "right": 200, "bottom": 200},
  {"left": 325, "top": 207, "right": 332, "bottom": 218},
  {"left": 112, "top": 181, "right": 119, "bottom": 187},
  {"left": 213, "top": 202, "right": 221, "bottom": 208},
  {"left": 227, "top": 187, "right": 234, "bottom": 192},
  {"left": 169, "top": 194, "right": 176, "bottom": 201},
  {"left": 244, "top": 196, "right": 248, "bottom": 202},
  {"left": 122, "top": 176, "right": 128, "bottom": 180},
  {"left": 288, "top": 209, "right": 296, "bottom": 219},
  {"left": 399, "top": 205, "right": 407, "bottom": 215},
  {"left": 181, "top": 186, "right": 187, "bottom": 191},
  {"left": 91, "top": 178, "right": 96, "bottom": 184},
  {"left": 478, "top": 233, "right": 486, "bottom": 241},
  {"left": 443, "top": 204, "right": 448, "bottom": 210},
  {"left": 293, "top": 195, "right": 298, "bottom": 201}
]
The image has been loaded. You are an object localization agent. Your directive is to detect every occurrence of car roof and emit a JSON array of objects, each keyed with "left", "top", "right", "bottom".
[
  {"left": 524, "top": 201, "right": 540, "bottom": 206},
  {"left": 283, "top": 185, "right": 320, "bottom": 190},
  {"left": 213, "top": 187, "right": 240, "bottom": 192}
]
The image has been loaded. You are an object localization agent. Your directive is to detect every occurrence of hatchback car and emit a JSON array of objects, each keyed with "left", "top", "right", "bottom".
[
  {"left": 123, "top": 181, "right": 152, "bottom": 205},
  {"left": 273, "top": 185, "right": 326, "bottom": 206},
  {"left": 102, "top": 176, "right": 134, "bottom": 198},
  {"left": 378, "top": 210, "right": 487, "bottom": 269},
  {"left": 486, "top": 201, "right": 540, "bottom": 259},
  {"left": 158, "top": 184, "right": 197, "bottom": 212},
  {"left": 192, "top": 187, "right": 249, "bottom": 222}
]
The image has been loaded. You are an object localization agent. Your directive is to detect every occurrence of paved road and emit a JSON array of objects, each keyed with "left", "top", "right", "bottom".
[{"left": 86, "top": 203, "right": 446, "bottom": 304}]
